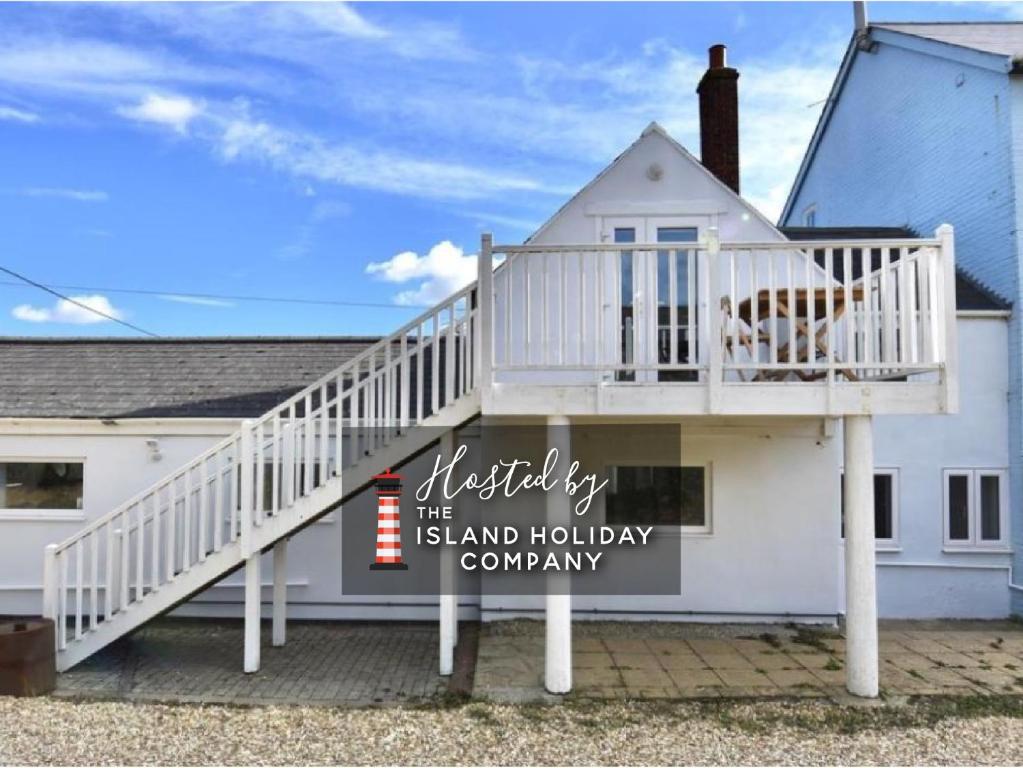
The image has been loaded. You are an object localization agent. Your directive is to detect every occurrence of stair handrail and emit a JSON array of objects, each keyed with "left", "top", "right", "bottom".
[{"left": 47, "top": 279, "right": 480, "bottom": 558}]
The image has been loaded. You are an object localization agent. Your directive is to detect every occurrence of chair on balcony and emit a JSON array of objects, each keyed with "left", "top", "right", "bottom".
[{"left": 722, "top": 286, "right": 864, "bottom": 382}]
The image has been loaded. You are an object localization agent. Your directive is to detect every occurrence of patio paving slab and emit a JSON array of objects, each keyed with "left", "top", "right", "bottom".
[
  {"left": 56, "top": 618, "right": 447, "bottom": 707},
  {"left": 473, "top": 618, "right": 1023, "bottom": 702}
]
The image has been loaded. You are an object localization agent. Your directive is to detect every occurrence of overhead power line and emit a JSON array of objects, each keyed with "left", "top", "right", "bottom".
[
  {"left": 0, "top": 280, "right": 429, "bottom": 310},
  {"left": 0, "top": 265, "right": 160, "bottom": 338}
]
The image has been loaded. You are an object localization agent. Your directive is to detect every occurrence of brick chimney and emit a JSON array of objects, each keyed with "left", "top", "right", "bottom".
[{"left": 696, "top": 43, "right": 740, "bottom": 194}]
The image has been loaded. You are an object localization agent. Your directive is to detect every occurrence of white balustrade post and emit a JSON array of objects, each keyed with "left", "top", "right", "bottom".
[
  {"left": 478, "top": 233, "right": 494, "bottom": 404},
  {"left": 706, "top": 227, "right": 723, "bottom": 413},
  {"left": 438, "top": 430, "right": 458, "bottom": 676},
  {"left": 272, "top": 539, "right": 288, "bottom": 647},
  {"left": 239, "top": 421, "right": 255, "bottom": 558},
  {"left": 936, "top": 224, "right": 959, "bottom": 414},
  {"left": 282, "top": 422, "right": 295, "bottom": 509},
  {"left": 545, "top": 415, "right": 572, "bottom": 694},
  {"left": 239, "top": 420, "right": 262, "bottom": 673},
  {"left": 844, "top": 414, "right": 879, "bottom": 697},
  {"left": 42, "top": 544, "right": 58, "bottom": 632},
  {"left": 111, "top": 529, "right": 123, "bottom": 615}
]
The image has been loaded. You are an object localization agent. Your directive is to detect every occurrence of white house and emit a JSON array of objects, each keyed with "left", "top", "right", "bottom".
[
  {"left": 0, "top": 43, "right": 985, "bottom": 699},
  {"left": 780, "top": 16, "right": 1020, "bottom": 617}
]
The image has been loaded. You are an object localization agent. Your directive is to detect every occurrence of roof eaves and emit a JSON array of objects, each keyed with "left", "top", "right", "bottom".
[
  {"left": 781, "top": 24, "right": 1018, "bottom": 225},
  {"left": 871, "top": 25, "right": 1015, "bottom": 73},
  {"left": 0, "top": 335, "right": 385, "bottom": 345}
]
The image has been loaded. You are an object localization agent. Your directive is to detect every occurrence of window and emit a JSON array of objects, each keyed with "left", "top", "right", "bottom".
[
  {"left": 840, "top": 469, "right": 899, "bottom": 547},
  {"left": 943, "top": 469, "right": 1008, "bottom": 549},
  {"left": 605, "top": 464, "right": 709, "bottom": 531},
  {"left": 0, "top": 461, "right": 84, "bottom": 513},
  {"left": 803, "top": 204, "right": 817, "bottom": 227}
]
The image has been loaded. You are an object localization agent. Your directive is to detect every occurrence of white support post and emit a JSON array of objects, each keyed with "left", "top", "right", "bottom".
[
  {"left": 706, "top": 228, "right": 723, "bottom": 413},
  {"left": 272, "top": 539, "right": 288, "bottom": 647},
  {"left": 936, "top": 224, "right": 959, "bottom": 414},
  {"left": 478, "top": 233, "right": 494, "bottom": 404},
  {"left": 545, "top": 415, "right": 572, "bottom": 695},
  {"left": 240, "top": 419, "right": 261, "bottom": 673},
  {"left": 42, "top": 543, "right": 58, "bottom": 633},
  {"left": 239, "top": 420, "right": 255, "bottom": 558},
  {"left": 438, "top": 430, "right": 458, "bottom": 676},
  {"left": 244, "top": 552, "right": 261, "bottom": 673},
  {"left": 844, "top": 414, "right": 878, "bottom": 698}
]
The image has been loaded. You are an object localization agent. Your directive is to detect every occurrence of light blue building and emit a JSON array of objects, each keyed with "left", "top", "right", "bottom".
[{"left": 782, "top": 20, "right": 1022, "bottom": 616}]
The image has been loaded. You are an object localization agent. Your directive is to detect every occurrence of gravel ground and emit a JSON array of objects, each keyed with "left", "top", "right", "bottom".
[{"left": 3, "top": 696, "right": 1023, "bottom": 765}]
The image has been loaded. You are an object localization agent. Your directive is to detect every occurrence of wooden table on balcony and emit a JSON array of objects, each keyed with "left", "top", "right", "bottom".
[{"left": 724, "top": 286, "right": 865, "bottom": 382}]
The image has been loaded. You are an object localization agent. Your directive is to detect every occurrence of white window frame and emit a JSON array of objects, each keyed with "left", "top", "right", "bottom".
[
  {"left": 942, "top": 468, "right": 1010, "bottom": 551},
  {"left": 601, "top": 460, "right": 712, "bottom": 535},
  {"left": 839, "top": 466, "right": 900, "bottom": 550},
  {"left": 0, "top": 456, "right": 86, "bottom": 522},
  {"left": 803, "top": 203, "right": 817, "bottom": 227}
]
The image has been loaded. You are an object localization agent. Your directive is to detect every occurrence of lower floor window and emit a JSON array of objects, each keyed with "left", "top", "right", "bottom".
[
  {"left": 0, "top": 461, "right": 84, "bottom": 511},
  {"left": 840, "top": 470, "right": 898, "bottom": 546},
  {"left": 944, "top": 469, "right": 1008, "bottom": 548},
  {"left": 605, "top": 465, "right": 708, "bottom": 530}
]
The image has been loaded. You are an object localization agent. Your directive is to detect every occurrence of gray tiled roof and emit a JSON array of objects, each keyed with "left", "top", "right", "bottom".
[
  {"left": 0, "top": 337, "right": 385, "bottom": 419},
  {"left": 875, "top": 22, "right": 1023, "bottom": 60}
]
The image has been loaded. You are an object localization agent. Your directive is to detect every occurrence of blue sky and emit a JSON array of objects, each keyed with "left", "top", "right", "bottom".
[{"left": 0, "top": 1, "right": 1016, "bottom": 338}]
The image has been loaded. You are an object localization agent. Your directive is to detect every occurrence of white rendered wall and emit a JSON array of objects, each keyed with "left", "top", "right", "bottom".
[
  {"left": 845, "top": 316, "right": 1012, "bottom": 619},
  {"left": 480, "top": 418, "right": 842, "bottom": 621},
  {"left": 0, "top": 424, "right": 231, "bottom": 615}
]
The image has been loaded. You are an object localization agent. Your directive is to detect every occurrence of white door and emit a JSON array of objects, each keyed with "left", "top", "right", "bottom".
[{"left": 600, "top": 217, "right": 705, "bottom": 382}]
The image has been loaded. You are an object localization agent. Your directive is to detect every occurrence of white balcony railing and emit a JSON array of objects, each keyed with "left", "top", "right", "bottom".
[{"left": 478, "top": 226, "right": 957, "bottom": 406}]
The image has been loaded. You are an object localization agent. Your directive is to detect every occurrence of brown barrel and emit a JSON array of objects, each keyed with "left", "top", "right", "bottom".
[{"left": 0, "top": 619, "right": 56, "bottom": 696}]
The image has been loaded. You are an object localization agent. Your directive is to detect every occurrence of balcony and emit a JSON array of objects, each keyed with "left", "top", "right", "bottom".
[{"left": 477, "top": 226, "right": 958, "bottom": 417}]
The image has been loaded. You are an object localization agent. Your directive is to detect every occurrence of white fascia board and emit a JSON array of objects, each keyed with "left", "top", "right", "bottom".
[
  {"left": 957, "top": 310, "right": 1011, "bottom": 319},
  {"left": 871, "top": 28, "right": 1014, "bottom": 74},
  {"left": 0, "top": 417, "right": 243, "bottom": 436}
]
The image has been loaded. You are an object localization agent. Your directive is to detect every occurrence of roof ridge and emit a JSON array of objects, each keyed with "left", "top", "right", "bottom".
[{"left": 874, "top": 21, "right": 1023, "bottom": 26}]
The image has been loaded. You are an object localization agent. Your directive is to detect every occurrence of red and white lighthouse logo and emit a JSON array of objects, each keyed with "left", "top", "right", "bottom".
[{"left": 369, "top": 468, "right": 408, "bottom": 571}]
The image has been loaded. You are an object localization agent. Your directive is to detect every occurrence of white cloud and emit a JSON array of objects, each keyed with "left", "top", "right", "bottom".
[
  {"left": 211, "top": 105, "right": 549, "bottom": 201},
  {"left": 113, "top": 2, "right": 473, "bottom": 63},
  {"left": 21, "top": 187, "right": 108, "bottom": 202},
  {"left": 0, "top": 105, "right": 39, "bottom": 123},
  {"left": 974, "top": 2, "right": 1023, "bottom": 20},
  {"left": 117, "top": 93, "right": 202, "bottom": 133},
  {"left": 158, "top": 294, "right": 234, "bottom": 308},
  {"left": 0, "top": 8, "right": 845, "bottom": 222},
  {"left": 275, "top": 199, "right": 351, "bottom": 261},
  {"left": 12, "top": 294, "right": 124, "bottom": 324},
  {"left": 461, "top": 210, "right": 542, "bottom": 233},
  {"left": 310, "top": 199, "right": 352, "bottom": 222},
  {"left": 366, "top": 241, "right": 477, "bottom": 305},
  {"left": 340, "top": 32, "right": 848, "bottom": 221},
  {"left": 0, "top": 37, "right": 258, "bottom": 101}
]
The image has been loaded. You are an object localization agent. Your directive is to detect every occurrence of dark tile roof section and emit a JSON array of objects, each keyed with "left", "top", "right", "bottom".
[
  {"left": 0, "top": 337, "right": 389, "bottom": 420},
  {"left": 779, "top": 227, "right": 1011, "bottom": 312}
]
